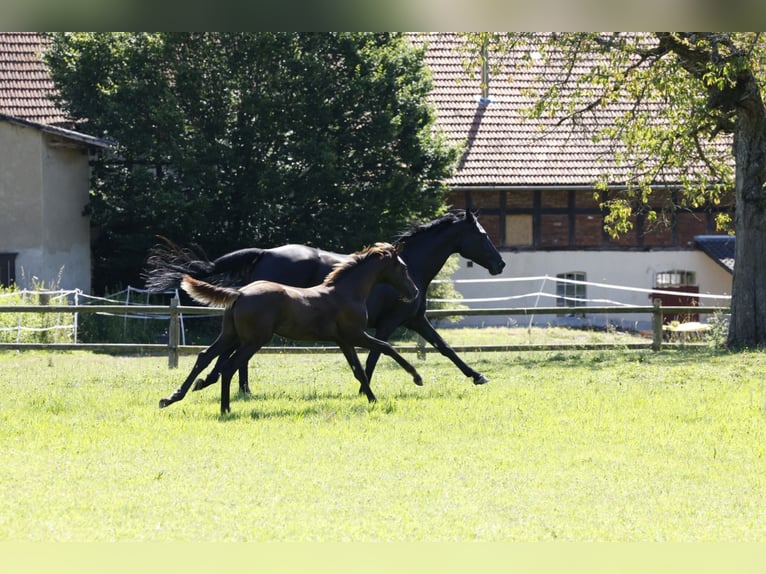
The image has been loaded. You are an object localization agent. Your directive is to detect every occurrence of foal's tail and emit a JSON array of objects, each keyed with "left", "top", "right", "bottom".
[{"left": 181, "top": 275, "right": 240, "bottom": 308}]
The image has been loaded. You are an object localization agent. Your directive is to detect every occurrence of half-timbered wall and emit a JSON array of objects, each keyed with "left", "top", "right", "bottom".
[{"left": 448, "top": 187, "right": 733, "bottom": 251}]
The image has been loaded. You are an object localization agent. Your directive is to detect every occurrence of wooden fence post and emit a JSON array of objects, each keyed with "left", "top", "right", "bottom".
[
  {"left": 652, "top": 298, "right": 663, "bottom": 351},
  {"left": 168, "top": 296, "right": 180, "bottom": 368}
]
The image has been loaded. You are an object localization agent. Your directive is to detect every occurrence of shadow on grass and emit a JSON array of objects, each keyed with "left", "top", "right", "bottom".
[
  {"left": 207, "top": 384, "right": 440, "bottom": 422},
  {"left": 212, "top": 397, "right": 376, "bottom": 422},
  {"left": 499, "top": 347, "right": 736, "bottom": 371}
]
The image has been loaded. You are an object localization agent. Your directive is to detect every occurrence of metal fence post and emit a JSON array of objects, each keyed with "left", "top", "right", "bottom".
[
  {"left": 652, "top": 298, "right": 663, "bottom": 351},
  {"left": 168, "top": 296, "right": 180, "bottom": 368}
]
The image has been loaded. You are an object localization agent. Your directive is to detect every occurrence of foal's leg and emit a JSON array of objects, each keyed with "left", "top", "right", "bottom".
[
  {"left": 357, "top": 332, "right": 423, "bottom": 387},
  {"left": 339, "top": 343, "right": 376, "bottom": 403},
  {"left": 219, "top": 343, "right": 262, "bottom": 414},
  {"left": 361, "top": 319, "right": 400, "bottom": 393},
  {"left": 159, "top": 337, "right": 233, "bottom": 408},
  {"left": 192, "top": 355, "right": 250, "bottom": 394}
]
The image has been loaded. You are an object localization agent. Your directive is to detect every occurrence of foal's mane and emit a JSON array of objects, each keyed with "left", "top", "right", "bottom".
[
  {"left": 323, "top": 242, "right": 397, "bottom": 286},
  {"left": 395, "top": 210, "right": 467, "bottom": 244}
]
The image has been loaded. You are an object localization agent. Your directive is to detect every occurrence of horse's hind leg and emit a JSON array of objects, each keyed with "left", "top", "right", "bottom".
[
  {"left": 360, "top": 320, "right": 399, "bottom": 393},
  {"left": 238, "top": 365, "right": 251, "bottom": 394},
  {"left": 192, "top": 357, "right": 222, "bottom": 391},
  {"left": 159, "top": 338, "right": 232, "bottom": 408}
]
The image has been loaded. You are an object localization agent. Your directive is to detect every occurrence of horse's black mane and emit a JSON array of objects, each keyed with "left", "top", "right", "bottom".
[{"left": 395, "top": 210, "right": 467, "bottom": 243}]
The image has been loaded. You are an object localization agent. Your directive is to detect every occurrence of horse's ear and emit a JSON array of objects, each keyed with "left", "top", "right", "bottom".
[
  {"left": 467, "top": 210, "right": 477, "bottom": 221},
  {"left": 393, "top": 241, "right": 404, "bottom": 254}
]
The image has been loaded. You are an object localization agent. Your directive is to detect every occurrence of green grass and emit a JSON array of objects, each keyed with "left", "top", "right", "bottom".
[
  {"left": 1, "top": 338, "right": 765, "bottom": 541},
  {"left": 411, "top": 325, "right": 651, "bottom": 346}
]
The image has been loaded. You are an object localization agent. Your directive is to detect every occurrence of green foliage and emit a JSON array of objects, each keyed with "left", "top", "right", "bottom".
[
  {"left": 1, "top": 348, "right": 765, "bottom": 540},
  {"left": 425, "top": 254, "right": 467, "bottom": 323},
  {"left": 44, "top": 33, "right": 459, "bottom": 293}
]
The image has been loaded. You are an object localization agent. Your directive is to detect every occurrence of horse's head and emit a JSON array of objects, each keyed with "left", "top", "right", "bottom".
[
  {"left": 455, "top": 211, "right": 506, "bottom": 275},
  {"left": 379, "top": 242, "right": 419, "bottom": 302}
]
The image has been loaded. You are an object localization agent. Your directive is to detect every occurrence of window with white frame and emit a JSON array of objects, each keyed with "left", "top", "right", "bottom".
[
  {"left": 655, "top": 270, "right": 696, "bottom": 288},
  {"left": 556, "top": 272, "right": 586, "bottom": 307}
]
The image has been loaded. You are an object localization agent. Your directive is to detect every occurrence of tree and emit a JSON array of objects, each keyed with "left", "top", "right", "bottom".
[
  {"left": 44, "top": 33, "right": 459, "bottom": 292},
  {"left": 465, "top": 32, "right": 766, "bottom": 347}
]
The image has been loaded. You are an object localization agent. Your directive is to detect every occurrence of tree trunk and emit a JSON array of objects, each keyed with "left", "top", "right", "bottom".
[{"left": 727, "top": 89, "right": 766, "bottom": 347}]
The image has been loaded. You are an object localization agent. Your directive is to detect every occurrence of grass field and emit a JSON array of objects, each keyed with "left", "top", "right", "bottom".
[{"left": 1, "top": 329, "right": 765, "bottom": 541}]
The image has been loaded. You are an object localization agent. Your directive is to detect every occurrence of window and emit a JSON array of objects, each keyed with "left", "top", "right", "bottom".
[
  {"left": 655, "top": 270, "right": 696, "bottom": 288},
  {"left": 505, "top": 214, "right": 533, "bottom": 246},
  {"left": 556, "top": 272, "right": 586, "bottom": 307},
  {"left": 0, "top": 253, "right": 16, "bottom": 288}
]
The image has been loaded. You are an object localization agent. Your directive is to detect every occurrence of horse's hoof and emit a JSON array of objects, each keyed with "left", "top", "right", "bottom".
[
  {"left": 413, "top": 375, "right": 423, "bottom": 386},
  {"left": 159, "top": 398, "right": 171, "bottom": 408},
  {"left": 192, "top": 378, "right": 205, "bottom": 391},
  {"left": 473, "top": 373, "right": 489, "bottom": 385}
]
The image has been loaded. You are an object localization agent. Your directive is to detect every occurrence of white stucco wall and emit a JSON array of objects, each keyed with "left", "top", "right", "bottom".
[
  {"left": 443, "top": 250, "right": 732, "bottom": 331},
  {"left": 0, "top": 121, "right": 92, "bottom": 292}
]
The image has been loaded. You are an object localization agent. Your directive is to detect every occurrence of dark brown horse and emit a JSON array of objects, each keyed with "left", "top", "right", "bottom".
[
  {"left": 145, "top": 210, "right": 505, "bottom": 394},
  {"left": 158, "top": 243, "right": 422, "bottom": 413}
]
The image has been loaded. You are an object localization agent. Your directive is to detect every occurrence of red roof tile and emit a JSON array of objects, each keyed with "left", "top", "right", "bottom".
[
  {"left": 0, "top": 32, "right": 729, "bottom": 188},
  {"left": 0, "top": 32, "right": 73, "bottom": 127},
  {"left": 410, "top": 32, "right": 725, "bottom": 188}
]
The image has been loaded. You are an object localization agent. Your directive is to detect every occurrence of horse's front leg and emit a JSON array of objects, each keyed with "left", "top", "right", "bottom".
[
  {"left": 339, "top": 344, "right": 376, "bottom": 403},
  {"left": 408, "top": 314, "right": 488, "bottom": 384}
]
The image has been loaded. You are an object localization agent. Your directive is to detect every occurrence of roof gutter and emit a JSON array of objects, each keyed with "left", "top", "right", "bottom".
[{"left": 0, "top": 113, "right": 114, "bottom": 149}]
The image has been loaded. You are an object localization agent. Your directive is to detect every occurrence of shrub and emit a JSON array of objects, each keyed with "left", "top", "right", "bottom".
[{"left": 0, "top": 278, "right": 74, "bottom": 344}]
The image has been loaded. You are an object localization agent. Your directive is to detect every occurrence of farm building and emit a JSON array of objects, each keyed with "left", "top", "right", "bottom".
[
  {"left": 0, "top": 33, "right": 734, "bottom": 326},
  {"left": 0, "top": 33, "right": 111, "bottom": 293},
  {"left": 409, "top": 33, "right": 734, "bottom": 329}
]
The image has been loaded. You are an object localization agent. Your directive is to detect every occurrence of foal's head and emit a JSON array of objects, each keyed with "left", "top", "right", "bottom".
[{"left": 325, "top": 242, "right": 418, "bottom": 301}]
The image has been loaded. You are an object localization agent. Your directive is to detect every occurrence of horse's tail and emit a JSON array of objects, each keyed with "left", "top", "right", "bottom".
[
  {"left": 181, "top": 275, "right": 240, "bottom": 308},
  {"left": 142, "top": 236, "right": 216, "bottom": 292},
  {"left": 142, "top": 236, "right": 263, "bottom": 292}
]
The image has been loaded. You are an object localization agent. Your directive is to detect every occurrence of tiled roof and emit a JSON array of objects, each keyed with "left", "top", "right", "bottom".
[
  {"left": 0, "top": 32, "right": 73, "bottom": 128},
  {"left": 0, "top": 32, "right": 730, "bottom": 189},
  {"left": 410, "top": 33, "right": 722, "bottom": 188}
]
